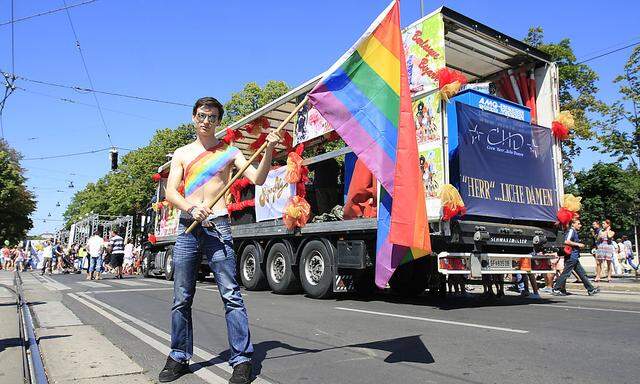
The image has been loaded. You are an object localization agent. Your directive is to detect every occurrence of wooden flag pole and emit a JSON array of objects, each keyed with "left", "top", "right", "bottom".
[{"left": 185, "top": 96, "right": 308, "bottom": 234}]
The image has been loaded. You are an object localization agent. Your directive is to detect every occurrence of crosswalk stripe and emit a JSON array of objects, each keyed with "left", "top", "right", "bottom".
[
  {"left": 77, "top": 281, "right": 111, "bottom": 288},
  {"left": 109, "top": 279, "right": 147, "bottom": 286}
]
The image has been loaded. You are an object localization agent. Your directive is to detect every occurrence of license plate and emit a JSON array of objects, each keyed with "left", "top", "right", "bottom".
[{"left": 489, "top": 258, "right": 512, "bottom": 270}]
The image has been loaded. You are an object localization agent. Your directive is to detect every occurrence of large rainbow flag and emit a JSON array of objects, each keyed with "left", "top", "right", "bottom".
[{"left": 308, "top": 0, "right": 431, "bottom": 288}]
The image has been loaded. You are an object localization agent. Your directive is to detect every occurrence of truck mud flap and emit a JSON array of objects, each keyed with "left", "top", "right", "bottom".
[{"left": 334, "top": 274, "right": 355, "bottom": 293}]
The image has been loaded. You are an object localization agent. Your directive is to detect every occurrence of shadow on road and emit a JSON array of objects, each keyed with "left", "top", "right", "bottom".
[
  {"left": 197, "top": 335, "right": 434, "bottom": 377},
  {"left": 0, "top": 337, "right": 23, "bottom": 352}
]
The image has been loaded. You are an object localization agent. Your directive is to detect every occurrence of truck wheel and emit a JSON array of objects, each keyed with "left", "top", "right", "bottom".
[
  {"left": 388, "top": 257, "right": 429, "bottom": 297},
  {"left": 164, "top": 246, "right": 174, "bottom": 281},
  {"left": 266, "top": 242, "right": 299, "bottom": 294},
  {"left": 299, "top": 240, "right": 333, "bottom": 299},
  {"left": 142, "top": 249, "right": 152, "bottom": 278},
  {"left": 240, "top": 244, "right": 268, "bottom": 291},
  {"left": 197, "top": 271, "right": 207, "bottom": 282}
]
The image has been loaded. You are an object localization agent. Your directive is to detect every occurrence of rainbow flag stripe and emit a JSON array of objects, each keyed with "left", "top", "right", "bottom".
[
  {"left": 183, "top": 144, "right": 239, "bottom": 197},
  {"left": 308, "top": 0, "right": 431, "bottom": 288}
]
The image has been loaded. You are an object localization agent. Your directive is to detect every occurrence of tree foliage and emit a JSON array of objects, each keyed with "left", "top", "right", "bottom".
[
  {"left": 220, "top": 80, "right": 289, "bottom": 127},
  {"left": 0, "top": 139, "right": 37, "bottom": 244},
  {"left": 591, "top": 46, "right": 640, "bottom": 169},
  {"left": 571, "top": 162, "right": 640, "bottom": 238},
  {"left": 524, "top": 27, "right": 604, "bottom": 175}
]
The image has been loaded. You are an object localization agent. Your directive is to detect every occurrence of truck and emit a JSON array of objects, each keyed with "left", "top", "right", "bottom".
[{"left": 142, "top": 6, "right": 562, "bottom": 298}]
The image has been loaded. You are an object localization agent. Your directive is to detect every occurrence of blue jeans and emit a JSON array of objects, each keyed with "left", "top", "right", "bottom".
[
  {"left": 553, "top": 257, "right": 595, "bottom": 292},
  {"left": 88, "top": 256, "right": 103, "bottom": 273},
  {"left": 627, "top": 256, "right": 639, "bottom": 270},
  {"left": 170, "top": 218, "right": 252, "bottom": 367}
]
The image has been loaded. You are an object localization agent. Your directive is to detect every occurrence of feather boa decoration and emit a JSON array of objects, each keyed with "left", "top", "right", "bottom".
[
  {"left": 551, "top": 111, "right": 575, "bottom": 141},
  {"left": 440, "top": 184, "right": 466, "bottom": 221},
  {"left": 437, "top": 68, "right": 467, "bottom": 102},
  {"left": 283, "top": 196, "right": 311, "bottom": 230}
]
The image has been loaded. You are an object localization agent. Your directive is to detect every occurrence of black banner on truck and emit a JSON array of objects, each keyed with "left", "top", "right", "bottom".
[{"left": 450, "top": 102, "right": 557, "bottom": 222}]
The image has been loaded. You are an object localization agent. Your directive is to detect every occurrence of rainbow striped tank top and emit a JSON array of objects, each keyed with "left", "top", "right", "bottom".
[{"left": 183, "top": 143, "right": 239, "bottom": 197}]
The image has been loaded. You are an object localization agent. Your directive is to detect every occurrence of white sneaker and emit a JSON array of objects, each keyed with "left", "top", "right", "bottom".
[{"left": 540, "top": 287, "right": 553, "bottom": 293}]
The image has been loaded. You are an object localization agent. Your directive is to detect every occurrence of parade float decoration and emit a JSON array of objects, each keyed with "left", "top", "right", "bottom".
[
  {"left": 282, "top": 146, "right": 311, "bottom": 229},
  {"left": 436, "top": 67, "right": 467, "bottom": 102},
  {"left": 226, "top": 177, "right": 255, "bottom": 214},
  {"left": 551, "top": 111, "right": 575, "bottom": 141},
  {"left": 557, "top": 193, "right": 582, "bottom": 228},
  {"left": 440, "top": 183, "right": 466, "bottom": 221}
]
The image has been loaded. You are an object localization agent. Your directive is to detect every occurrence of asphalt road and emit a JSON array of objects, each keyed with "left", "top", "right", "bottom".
[{"left": 28, "top": 272, "right": 640, "bottom": 384}]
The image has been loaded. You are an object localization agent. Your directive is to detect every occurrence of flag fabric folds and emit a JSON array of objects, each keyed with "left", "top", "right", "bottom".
[{"left": 308, "top": 0, "right": 431, "bottom": 288}]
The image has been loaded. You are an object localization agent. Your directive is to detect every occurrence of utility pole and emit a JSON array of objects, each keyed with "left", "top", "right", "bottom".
[{"left": 419, "top": 0, "right": 424, "bottom": 17}]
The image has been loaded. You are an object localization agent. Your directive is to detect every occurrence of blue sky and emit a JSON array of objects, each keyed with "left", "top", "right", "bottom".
[{"left": 0, "top": 0, "right": 638, "bottom": 235}]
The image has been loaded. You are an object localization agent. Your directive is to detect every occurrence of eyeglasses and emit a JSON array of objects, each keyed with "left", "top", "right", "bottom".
[{"left": 195, "top": 112, "right": 219, "bottom": 123}]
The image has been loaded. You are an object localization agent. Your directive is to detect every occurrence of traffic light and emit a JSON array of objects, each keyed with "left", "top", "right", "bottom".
[{"left": 110, "top": 148, "right": 118, "bottom": 171}]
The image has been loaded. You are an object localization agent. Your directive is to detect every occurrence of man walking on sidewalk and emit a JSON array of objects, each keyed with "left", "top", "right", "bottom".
[
  {"left": 553, "top": 218, "right": 600, "bottom": 296},
  {"left": 159, "top": 97, "right": 281, "bottom": 384},
  {"left": 41, "top": 241, "right": 53, "bottom": 276}
]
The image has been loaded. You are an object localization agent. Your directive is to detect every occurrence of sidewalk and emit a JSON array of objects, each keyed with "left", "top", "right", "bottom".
[
  {"left": 16, "top": 271, "right": 153, "bottom": 383},
  {"left": 0, "top": 273, "right": 25, "bottom": 384},
  {"left": 565, "top": 274, "right": 640, "bottom": 292}
]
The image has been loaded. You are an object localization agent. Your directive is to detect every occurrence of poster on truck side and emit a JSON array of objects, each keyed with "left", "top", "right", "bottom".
[
  {"left": 402, "top": 12, "right": 446, "bottom": 94},
  {"left": 413, "top": 92, "right": 444, "bottom": 219},
  {"left": 293, "top": 94, "right": 334, "bottom": 145},
  {"left": 255, "top": 167, "right": 296, "bottom": 222},
  {"left": 450, "top": 102, "right": 557, "bottom": 221}
]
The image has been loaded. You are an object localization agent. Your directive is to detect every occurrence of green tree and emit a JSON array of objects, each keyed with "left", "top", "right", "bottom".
[
  {"left": 591, "top": 46, "right": 640, "bottom": 169},
  {"left": 524, "top": 28, "right": 604, "bottom": 176},
  {"left": 221, "top": 80, "right": 289, "bottom": 127},
  {"left": 0, "top": 139, "right": 37, "bottom": 243},
  {"left": 572, "top": 162, "right": 640, "bottom": 239}
]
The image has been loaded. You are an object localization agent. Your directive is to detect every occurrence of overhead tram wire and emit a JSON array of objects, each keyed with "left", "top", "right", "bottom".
[
  {"left": 576, "top": 41, "right": 640, "bottom": 65},
  {"left": 0, "top": 0, "right": 99, "bottom": 27},
  {"left": 23, "top": 146, "right": 133, "bottom": 161},
  {"left": 62, "top": 0, "right": 113, "bottom": 148},
  {"left": 0, "top": 71, "right": 191, "bottom": 107},
  {"left": 16, "top": 86, "right": 162, "bottom": 121}
]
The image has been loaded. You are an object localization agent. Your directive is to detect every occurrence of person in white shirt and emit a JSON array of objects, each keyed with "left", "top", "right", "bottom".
[
  {"left": 86, "top": 227, "right": 105, "bottom": 280},
  {"left": 123, "top": 240, "right": 134, "bottom": 275},
  {"left": 41, "top": 241, "right": 53, "bottom": 276}
]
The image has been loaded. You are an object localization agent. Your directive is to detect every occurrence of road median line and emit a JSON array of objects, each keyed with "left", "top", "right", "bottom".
[{"left": 335, "top": 307, "right": 529, "bottom": 334}]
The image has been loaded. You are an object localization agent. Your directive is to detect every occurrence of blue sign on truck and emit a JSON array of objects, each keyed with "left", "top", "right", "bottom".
[{"left": 449, "top": 102, "right": 558, "bottom": 222}]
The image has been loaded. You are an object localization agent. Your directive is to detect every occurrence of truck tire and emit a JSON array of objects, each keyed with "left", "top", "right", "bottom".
[
  {"left": 388, "top": 257, "right": 429, "bottom": 297},
  {"left": 299, "top": 240, "right": 333, "bottom": 299},
  {"left": 240, "top": 244, "right": 268, "bottom": 291},
  {"left": 197, "top": 271, "right": 207, "bottom": 282},
  {"left": 266, "top": 242, "right": 299, "bottom": 294},
  {"left": 164, "top": 246, "right": 174, "bottom": 281},
  {"left": 142, "top": 249, "right": 152, "bottom": 278}
]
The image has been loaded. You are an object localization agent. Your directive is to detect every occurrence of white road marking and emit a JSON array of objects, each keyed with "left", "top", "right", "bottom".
[
  {"left": 109, "top": 279, "right": 147, "bottom": 286},
  {"left": 142, "top": 279, "right": 174, "bottom": 285},
  {"left": 335, "top": 307, "right": 529, "bottom": 334},
  {"left": 68, "top": 293, "right": 228, "bottom": 384},
  {"left": 40, "top": 274, "right": 71, "bottom": 290},
  {"left": 531, "top": 303, "right": 640, "bottom": 315},
  {"left": 72, "top": 292, "right": 272, "bottom": 384},
  {"left": 88, "top": 287, "right": 173, "bottom": 294},
  {"left": 77, "top": 281, "right": 111, "bottom": 288}
]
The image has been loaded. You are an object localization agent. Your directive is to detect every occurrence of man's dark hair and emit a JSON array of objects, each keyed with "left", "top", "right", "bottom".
[{"left": 193, "top": 97, "right": 224, "bottom": 120}]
